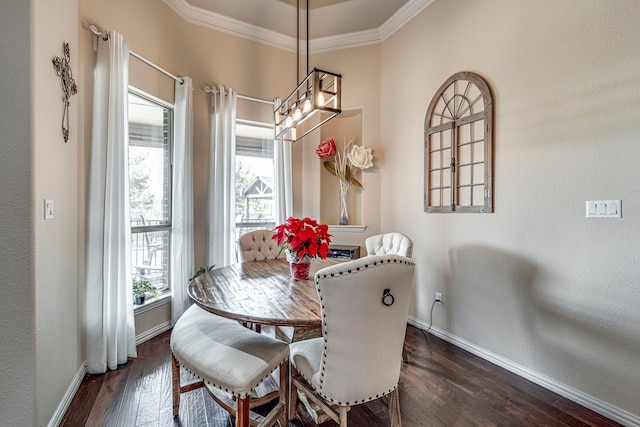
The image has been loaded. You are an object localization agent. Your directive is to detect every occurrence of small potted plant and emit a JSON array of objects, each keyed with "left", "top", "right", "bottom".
[
  {"left": 189, "top": 265, "right": 215, "bottom": 281},
  {"left": 133, "top": 276, "right": 159, "bottom": 305},
  {"left": 272, "top": 217, "right": 332, "bottom": 280}
]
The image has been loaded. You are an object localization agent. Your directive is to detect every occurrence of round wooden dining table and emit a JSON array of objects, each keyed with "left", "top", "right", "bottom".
[{"left": 188, "top": 257, "right": 343, "bottom": 328}]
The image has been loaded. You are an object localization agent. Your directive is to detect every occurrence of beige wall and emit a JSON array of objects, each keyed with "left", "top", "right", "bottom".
[
  {"left": 1, "top": 0, "right": 80, "bottom": 424},
  {"left": 33, "top": 0, "right": 81, "bottom": 424},
  {"left": 0, "top": 1, "right": 36, "bottom": 425},
  {"left": 381, "top": 0, "right": 640, "bottom": 417}
]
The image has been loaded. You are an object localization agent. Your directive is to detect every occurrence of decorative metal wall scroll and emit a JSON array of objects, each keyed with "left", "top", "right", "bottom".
[{"left": 52, "top": 42, "right": 78, "bottom": 142}]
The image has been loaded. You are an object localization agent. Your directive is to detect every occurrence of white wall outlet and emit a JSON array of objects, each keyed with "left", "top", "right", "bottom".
[
  {"left": 44, "top": 199, "right": 54, "bottom": 220},
  {"left": 435, "top": 292, "right": 443, "bottom": 304}
]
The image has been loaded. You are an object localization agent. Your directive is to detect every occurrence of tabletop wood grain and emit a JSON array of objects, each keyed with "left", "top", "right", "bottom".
[{"left": 188, "top": 258, "right": 343, "bottom": 327}]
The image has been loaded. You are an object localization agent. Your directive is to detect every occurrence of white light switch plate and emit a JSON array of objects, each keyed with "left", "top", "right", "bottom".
[
  {"left": 44, "top": 199, "right": 54, "bottom": 220},
  {"left": 586, "top": 200, "right": 621, "bottom": 218}
]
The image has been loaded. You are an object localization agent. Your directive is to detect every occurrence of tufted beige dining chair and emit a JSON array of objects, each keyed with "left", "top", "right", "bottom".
[
  {"left": 238, "top": 229, "right": 320, "bottom": 343},
  {"left": 365, "top": 232, "right": 414, "bottom": 362},
  {"left": 238, "top": 229, "right": 283, "bottom": 262},
  {"left": 365, "top": 232, "right": 413, "bottom": 258},
  {"left": 237, "top": 230, "right": 282, "bottom": 333},
  {"left": 289, "top": 254, "right": 415, "bottom": 427}
]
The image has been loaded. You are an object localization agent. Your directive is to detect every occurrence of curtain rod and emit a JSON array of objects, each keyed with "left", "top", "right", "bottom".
[
  {"left": 89, "top": 25, "right": 184, "bottom": 85},
  {"left": 203, "top": 86, "right": 273, "bottom": 106}
]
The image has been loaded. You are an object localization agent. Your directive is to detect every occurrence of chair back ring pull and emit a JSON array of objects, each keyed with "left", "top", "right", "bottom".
[{"left": 382, "top": 288, "right": 394, "bottom": 306}]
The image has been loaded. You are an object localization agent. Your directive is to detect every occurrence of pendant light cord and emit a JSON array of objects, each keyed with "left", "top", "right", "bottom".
[
  {"left": 306, "top": 0, "right": 309, "bottom": 76},
  {"left": 296, "top": 0, "right": 300, "bottom": 85},
  {"left": 295, "top": 0, "right": 310, "bottom": 84}
]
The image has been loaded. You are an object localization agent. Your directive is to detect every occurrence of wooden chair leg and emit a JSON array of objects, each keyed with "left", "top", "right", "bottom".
[
  {"left": 236, "top": 396, "right": 250, "bottom": 427},
  {"left": 171, "top": 355, "right": 181, "bottom": 417},
  {"left": 279, "top": 361, "right": 289, "bottom": 426},
  {"left": 338, "top": 406, "right": 349, "bottom": 427},
  {"left": 388, "top": 388, "right": 402, "bottom": 427},
  {"left": 288, "top": 366, "right": 299, "bottom": 420}
]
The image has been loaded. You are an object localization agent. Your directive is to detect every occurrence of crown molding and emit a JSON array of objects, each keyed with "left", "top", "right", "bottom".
[
  {"left": 380, "top": 0, "right": 435, "bottom": 41},
  {"left": 162, "top": 0, "right": 297, "bottom": 51},
  {"left": 310, "top": 28, "right": 381, "bottom": 53},
  {"left": 162, "top": 0, "right": 433, "bottom": 52}
]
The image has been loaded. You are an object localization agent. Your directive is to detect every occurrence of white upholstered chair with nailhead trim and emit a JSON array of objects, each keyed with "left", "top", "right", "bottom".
[
  {"left": 171, "top": 304, "right": 289, "bottom": 427},
  {"left": 365, "top": 232, "right": 413, "bottom": 258},
  {"left": 365, "top": 232, "right": 414, "bottom": 362},
  {"left": 289, "top": 254, "right": 415, "bottom": 427},
  {"left": 238, "top": 229, "right": 283, "bottom": 262}
]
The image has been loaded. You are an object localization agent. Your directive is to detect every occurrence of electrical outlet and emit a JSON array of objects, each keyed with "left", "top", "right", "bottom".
[{"left": 435, "top": 292, "right": 443, "bottom": 304}]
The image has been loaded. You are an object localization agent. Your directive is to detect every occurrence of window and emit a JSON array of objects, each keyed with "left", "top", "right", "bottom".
[
  {"left": 235, "top": 120, "right": 275, "bottom": 243},
  {"left": 424, "top": 72, "right": 493, "bottom": 213},
  {"left": 128, "top": 90, "right": 173, "bottom": 301}
]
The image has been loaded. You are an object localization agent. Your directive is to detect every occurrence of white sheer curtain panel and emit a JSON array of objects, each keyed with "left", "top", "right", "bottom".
[
  {"left": 273, "top": 99, "right": 293, "bottom": 224},
  {"left": 207, "top": 86, "right": 238, "bottom": 267},
  {"left": 85, "top": 30, "right": 136, "bottom": 374},
  {"left": 171, "top": 77, "right": 195, "bottom": 323}
]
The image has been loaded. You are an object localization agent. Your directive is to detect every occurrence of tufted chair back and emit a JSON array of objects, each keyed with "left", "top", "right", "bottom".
[
  {"left": 238, "top": 230, "right": 282, "bottom": 262},
  {"left": 365, "top": 232, "right": 413, "bottom": 258},
  {"left": 291, "top": 254, "right": 414, "bottom": 408}
]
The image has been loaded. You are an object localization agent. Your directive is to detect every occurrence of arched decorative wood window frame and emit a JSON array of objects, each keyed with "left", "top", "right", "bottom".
[{"left": 424, "top": 72, "right": 493, "bottom": 213}]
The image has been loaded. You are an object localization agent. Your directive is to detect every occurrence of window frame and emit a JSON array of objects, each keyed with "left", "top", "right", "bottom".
[
  {"left": 128, "top": 87, "right": 174, "bottom": 304},
  {"left": 234, "top": 119, "right": 277, "bottom": 252},
  {"left": 424, "top": 72, "right": 494, "bottom": 213}
]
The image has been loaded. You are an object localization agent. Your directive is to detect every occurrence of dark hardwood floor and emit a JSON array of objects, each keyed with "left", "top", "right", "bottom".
[{"left": 60, "top": 325, "right": 621, "bottom": 427}]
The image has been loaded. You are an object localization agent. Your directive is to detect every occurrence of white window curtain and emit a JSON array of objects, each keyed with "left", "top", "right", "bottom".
[
  {"left": 273, "top": 99, "right": 293, "bottom": 224},
  {"left": 85, "top": 30, "right": 136, "bottom": 374},
  {"left": 207, "top": 86, "right": 237, "bottom": 267},
  {"left": 171, "top": 77, "right": 195, "bottom": 323}
]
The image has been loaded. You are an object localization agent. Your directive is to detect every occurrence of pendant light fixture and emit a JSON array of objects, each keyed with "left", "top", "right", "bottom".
[{"left": 274, "top": 0, "right": 342, "bottom": 142}]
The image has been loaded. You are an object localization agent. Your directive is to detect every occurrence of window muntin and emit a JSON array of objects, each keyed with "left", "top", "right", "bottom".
[
  {"left": 128, "top": 91, "right": 173, "bottom": 299},
  {"left": 424, "top": 72, "right": 493, "bottom": 213}
]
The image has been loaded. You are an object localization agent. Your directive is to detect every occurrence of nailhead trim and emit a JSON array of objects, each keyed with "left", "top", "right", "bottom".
[
  {"left": 318, "top": 258, "right": 414, "bottom": 281},
  {"left": 172, "top": 351, "right": 287, "bottom": 399}
]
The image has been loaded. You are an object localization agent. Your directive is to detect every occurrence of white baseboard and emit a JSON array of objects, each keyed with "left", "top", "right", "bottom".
[
  {"left": 47, "top": 361, "right": 87, "bottom": 427},
  {"left": 407, "top": 316, "right": 640, "bottom": 427},
  {"left": 135, "top": 320, "right": 173, "bottom": 345}
]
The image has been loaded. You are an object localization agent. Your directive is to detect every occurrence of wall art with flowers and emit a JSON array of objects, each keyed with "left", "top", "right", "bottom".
[{"left": 316, "top": 136, "right": 373, "bottom": 225}]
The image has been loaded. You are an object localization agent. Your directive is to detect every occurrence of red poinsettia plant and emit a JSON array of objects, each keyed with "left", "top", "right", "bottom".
[{"left": 273, "top": 217, "right": 332, "bottom": 261}]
